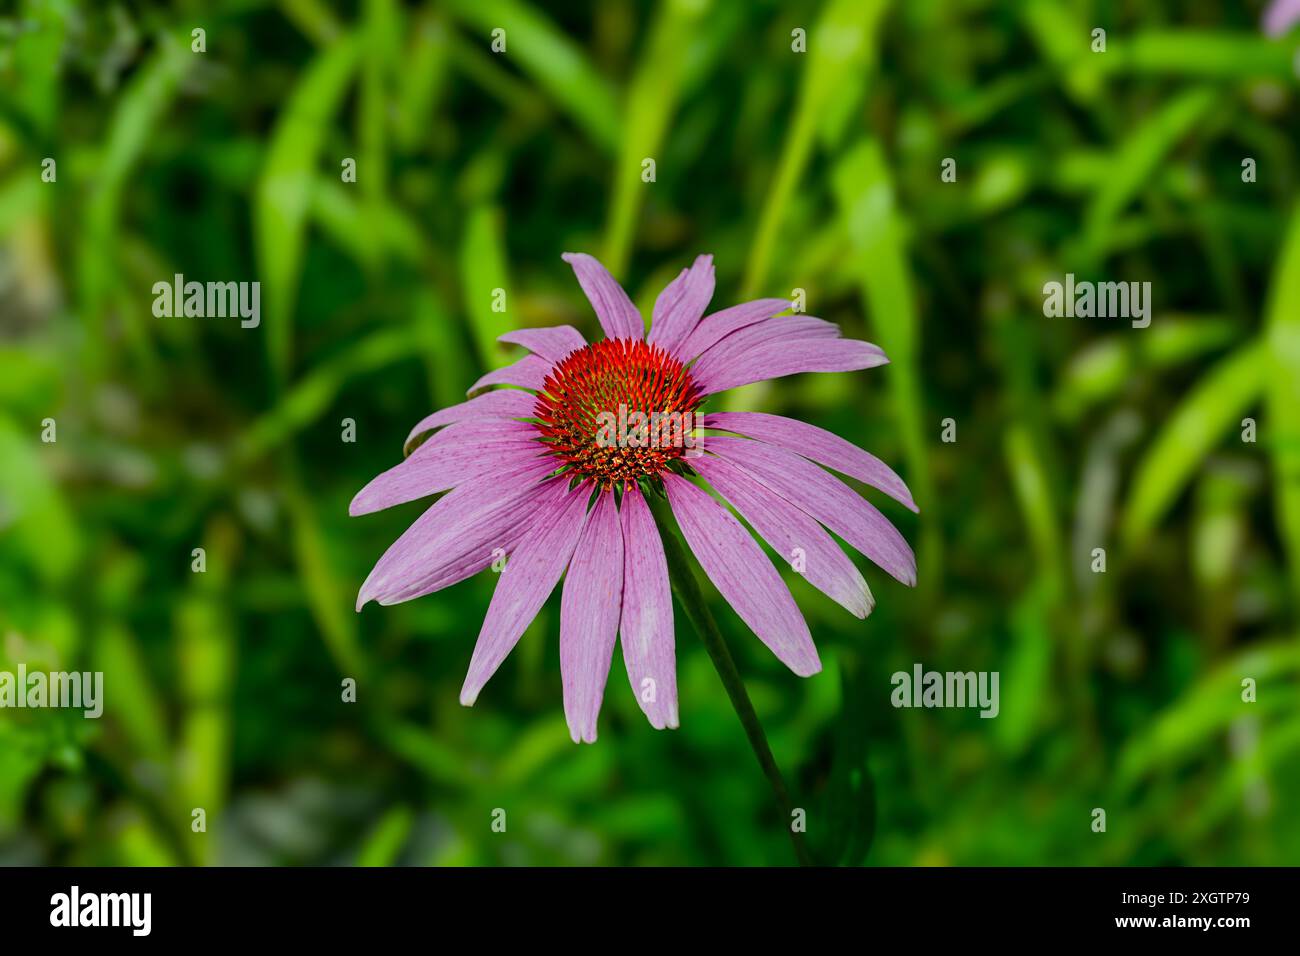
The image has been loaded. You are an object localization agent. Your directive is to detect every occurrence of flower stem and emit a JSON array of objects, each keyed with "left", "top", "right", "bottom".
[{"left": 648, "top": 494, "right": 814, "bottom": 867}]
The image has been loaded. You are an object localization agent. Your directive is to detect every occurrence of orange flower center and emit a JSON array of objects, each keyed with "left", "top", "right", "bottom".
[{"left": 532, "top": 339, "right": 703, "bottom": 487}]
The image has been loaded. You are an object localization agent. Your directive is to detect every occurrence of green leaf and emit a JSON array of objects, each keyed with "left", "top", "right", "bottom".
[
  {"left": 994, "top": 583, "right": 1056, "bottom": 755},
  {"left": 373, "top": 718, "right": 477, "bottom": 788},
  {"left": 1005, "top": 424, "right": 1065, "bottom": 590},
  {"left": 1107, "top": 31, "right": 1298, "bottom": 80},
  {"left": 1117, "top": 641, "right": 1300, "bottom": 788},
  {"left": 0, "top": 175, "right": 41, "bottom": 235},
  {"left": 743, "top": 0, "right": 889, "bottom": 296},
  {"left": 176, "top": 520, "right": 239, "bottom": 866},
  {"left": 278, "top": 0, "right": 345, "bottom": 45},
  {"left": 9, "top": 0, "right": 66, "bottom": 137},
  {"left": 1020, "top": 0, "right": 1106, "bottom": 102},
  {"left": 602, "top": 0, "right": 710, "bottom": 277},
  {"left": 1081, "top": 87, "right": 1217, "bottom": 259},
  {"left": 0, "top": 414, "right": 80, "bottom": 582},
  {"left": 460, "top": 205, "right": 515, "bottom": 369},
  {"left": 254, "top": 35, "right": 359, "bottom": 383},
  {"left": 235, "top": 327, "right": 422, "bottom": 467},
  {"left": 78, "top": 35, "right": 191, "bottom": 357},
  {"left": 284, "top": 466, "right": 365, "bottom": 678},
  {"left": 1264, "top": 205, "right": 1300, "bottom": 601},
  {"left": 356, "top": 806, "right": 415, "bottom": 865},
  {"left": 360, "top": 0, "right": 398, "bottom": 268},
  {"left": 1122, "top": 340, "right": 1265, "bottom": 547},
  {"left": 95, "top": 624, "right": 169, "bottom": 761},
  {"left": 444, "top": 0, "right": 620, "bottom": 153},
  {"left": 816, "top": 657, "right": 876, "bottom": 865},
  {"left": 311, "top": 177, "right": 432, "bottom": 268},
  {"left": 394, "top": 6, "right": 452, "bottom": 151},
  {"left": 1187, "top": 716, "right": 1300, "bottom": 840},
  {"left": 831, "top": 137, "right": 936, "bottom": 577},
  {"left": 1052, "top": 317, "right": 1240, "bottom": 420}
]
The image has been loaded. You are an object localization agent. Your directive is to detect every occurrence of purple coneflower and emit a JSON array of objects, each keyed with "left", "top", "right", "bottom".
[{"left": 352, "top": 253, "right": 916, "bottom": 743}]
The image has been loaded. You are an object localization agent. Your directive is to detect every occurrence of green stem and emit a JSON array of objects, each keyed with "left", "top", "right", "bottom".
[{"left": 647, "top": 493, "right": 815, "bottom": 867}]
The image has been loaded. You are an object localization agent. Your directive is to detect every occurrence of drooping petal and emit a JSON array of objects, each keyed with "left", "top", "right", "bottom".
[
  {"left": 704, "top": 435, "right": 916, "bottom": 586},
  {"left": 647, "top": 254, "right": 714, "bottom": 356},
  {"left": 350, "top": 426, "right": 547, "bottom": 516},
  {"left": 356, "top": 462, "right": 562, "bottom": 608},
  {"left": 391, "top": 475, "right": 576, "bottom": 606},
  {"left": 676, "top": 298, "right": 790, "bottom": 362},
  {"left": 618, "top": 484, "right": 677, "bottom": 730},
  {"left": 384, "top": 487, "right": 562, "bottom": 605},
  {"left": 460, "top": 481, "right": 593, "bottom": 705},
  {"left": 560, "top": 490, "right": 624, "bottom": 743},
  {"left": 695, "top": 455, "right": 873, "bottom": 619},
  {"left": 403, "top": 390, "right": 537, "bottom": 452},
  {"left": 498, "top": 325, "right": 587, "bottom": 364},
  {"left": 693, "top": 337, "right": 887, "bottom": 396},
  {"left": 662, "top": 473, "right": 820, "bottom": 676},
  {"left": 467, "top": 354, "right": 552, "bottom": 395},
  {"left": 398, "top": 519, "right": 534, "bottom": 601},
  {"left": 562, "top": 252, "right": 643, "bottom": 340},
  {"left": 704, "top": 411, "right": 917, "bottom": 512}
]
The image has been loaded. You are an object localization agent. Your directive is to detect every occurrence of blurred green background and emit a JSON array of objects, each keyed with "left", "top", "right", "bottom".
[{"left": 2, "top": 0, "right": 1300, "bottom": 866}]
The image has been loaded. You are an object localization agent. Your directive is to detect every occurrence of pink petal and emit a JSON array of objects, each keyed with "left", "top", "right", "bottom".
[
  {"left": 407, "top": 418, "right": 540, "bottom": 461},
  {"left": 403, "top": 390, "right": 537, "bottom": 452},
  {"left": 693, "top": 337, "right": 887, "bottom": 396},
  {"left": 1264, "top": 0, "right": 1300, "bottom": 36},
  {"left": 460, "top": 481, "right": 593, "bottom": 705},
  {"left": 560, "top": 490, "right": 624, "bottom": 743},
  {"left": 676, "top": 298, "right": 790, "bottom": 362},
  {"left": 695, "top": 316, "right": 843, "bottom": 372},
  {"left": 393, "top": 476, "right": 579, "bottom": 605},
  {"left": 562, "top": 252, "right": 643, "bottom": 341},
  {"left": 467, "top": 354, "right": 552, "bottom": 395},
  {"left": 704, "top": 435, "right": 916, "bottom": 586},
  {"left": 498, "top": 325, "right": 587, "bottom": 364},
  {"left": 694, "top": 455, "right": 873, "bottom": 619},
  {"left": 396, "top": 520, "right": 534, "bottom": 601},
  {"left": 662, "top": 473, "right": 820, "bottom": 677},
  {"left": 704, "top": 411, "right": 917, "bottom": 512},
  {"left": 689, "top": 315, "right": 878, "bottom": 391},
  {"left": 618, "top": 484, "right": 678, "bottom": 730},
  {"left": 647, "top": 254, "right": 714, "bottom": 357},
  {"left": 382, "top": 490, "right": 562, "bottom": 606},
  {"left": 350, "top": 426, "right": 547, "bottom": 516},
  {"left": 356, "top": 463, "right": 562, "bottom": 609}
]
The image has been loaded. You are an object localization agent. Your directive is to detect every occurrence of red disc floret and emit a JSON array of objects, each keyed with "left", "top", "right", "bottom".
[{"left": 532, "top": 338, "right": 702, "bottom": 487}]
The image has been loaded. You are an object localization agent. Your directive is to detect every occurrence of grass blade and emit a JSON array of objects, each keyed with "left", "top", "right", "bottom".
[
  {"left": 460, "top": 204, "right": 514, "bottom": 369},
  {"left": 1122, "top": 340, "right": 1265, "bottom": 547},
  {"left": 743, "top": 0, "right": 888, "bottom": 296},
  {"left": 254, "top": 35, "right": 359, "bottom": 384},
  {"left": 1264, "top": 205, "right": 1300, "bottom": 603},
  {"left": 1108, "top": 31, "right": 1298, "bottom": 80},
  {"left": 444, "top": 0, "right": 619, "bottom": 153},
  {"left": 601, "top": 0, "right": 709, "bottom": 277},
  {"left": 1081, "top": 87, "right": 1217, "bottom": 259},
  {"left": 832, "top": 138, "right": 936, "bottom": 577}
]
